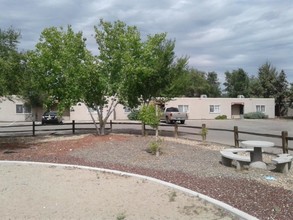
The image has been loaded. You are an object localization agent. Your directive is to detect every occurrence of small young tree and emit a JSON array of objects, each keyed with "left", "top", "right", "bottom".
[
  {"left": 138, "top": 104, "right": 161, "bottom": 137},
  {"left": 138, "top": 103, "right": 162, "bottom": 156}
]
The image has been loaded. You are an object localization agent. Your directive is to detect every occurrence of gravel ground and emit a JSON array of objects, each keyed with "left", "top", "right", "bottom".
[{"left": 0, "top": 133, "right": 292, "bottom": 220}]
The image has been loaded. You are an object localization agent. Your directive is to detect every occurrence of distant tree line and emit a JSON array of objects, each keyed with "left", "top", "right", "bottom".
[{"left": 1, "top": 23, "right": 293, "bottom": 121}]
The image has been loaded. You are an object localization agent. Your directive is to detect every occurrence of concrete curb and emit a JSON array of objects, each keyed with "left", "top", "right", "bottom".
[{"left": 1, "top": 160, "right": 258, "bottom": 220}]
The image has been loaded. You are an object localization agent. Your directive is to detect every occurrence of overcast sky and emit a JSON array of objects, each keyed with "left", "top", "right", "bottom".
[{"left": 1, "top": 0, "right": 292, "bottom": 84}]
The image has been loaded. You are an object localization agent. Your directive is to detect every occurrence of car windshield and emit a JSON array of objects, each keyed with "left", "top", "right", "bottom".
[
  {"left": 166, "top": 107, "right": 179, "bottom": 112},
  {"left": 44, "top": 112, "right": 57, "bottom": 116}
]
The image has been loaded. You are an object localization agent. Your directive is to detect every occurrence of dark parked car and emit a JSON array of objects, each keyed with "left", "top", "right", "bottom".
[{"left": 42, "top": 111, "right": 62, "bottom": 125}]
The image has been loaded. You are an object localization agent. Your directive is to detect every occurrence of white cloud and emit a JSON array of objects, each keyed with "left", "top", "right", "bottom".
[{"left": 0, "top": 0, "right": 292, "bottom": 83}]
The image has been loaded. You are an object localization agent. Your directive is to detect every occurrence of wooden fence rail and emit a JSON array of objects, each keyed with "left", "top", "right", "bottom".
[
  {"left": 233, "top": 126, "right": 289, "bottom": 153},
  {"left": 0, "top": 120, "right": 292, "bottom": 153}
]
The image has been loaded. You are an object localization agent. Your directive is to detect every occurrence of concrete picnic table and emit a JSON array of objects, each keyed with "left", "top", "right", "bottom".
[{"left": 241, "top": 140, "right": 275, "bottom": 169}]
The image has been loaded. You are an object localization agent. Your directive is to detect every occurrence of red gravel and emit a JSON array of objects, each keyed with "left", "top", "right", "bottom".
[{"left": 0, "top": 134, "right": 292, "bottom": 220}]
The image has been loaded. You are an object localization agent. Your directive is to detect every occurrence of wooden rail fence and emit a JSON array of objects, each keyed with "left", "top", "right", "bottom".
[{"left": 0, "top": 120, "right": 292, "bottom": 153}]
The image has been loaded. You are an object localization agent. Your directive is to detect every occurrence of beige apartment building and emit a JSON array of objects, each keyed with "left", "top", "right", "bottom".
[
  {"left": 0, "top": 96, "right": 34, "bottom": 122},
  {"left": 0, "top": 96, "right": 275, "bottom": 122},
  {"left": 163, "top": 97, "right": 275, "bottom": 120},
  {"left": 70, "top": 96, "right": 275, "bottom": 121}
]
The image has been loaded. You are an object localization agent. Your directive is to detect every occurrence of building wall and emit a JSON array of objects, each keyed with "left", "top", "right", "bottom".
[
  {"left": 0, "top": 96, "right": 275, "bottom": 122},
  {"left": 164, "top": 97, "right": 275, "bottom": 119},
  {"left": 0, "top": 96, "right": 33, "bottom": 121},
  {"left": 70, "top": 102, "right": 115, "bottom": 121},
  {"left": 69, "top": 97, "right": 275, "bottom": 121},
  {"left": 114, "top": 104, "right": 131, "bottom": 120}
]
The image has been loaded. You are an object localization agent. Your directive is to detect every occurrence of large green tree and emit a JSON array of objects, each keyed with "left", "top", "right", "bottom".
[
  {"left": 182, "top": 69, "right": 221, "bottom": 98},
  {"left": 257, "top": 62, "right": 278, "bottom": 98},
  {"left": 26, "top": 20, "right": 188, "bottom": 135},
  {"left": 274, "top": 70, "right": 288, "bottom": 116},
  {"left": 250, "top": 62, "right": 289, "bottom": 116},
  {"left": 92, "top": 19, "right": 188, "bottom": 134},
  {"left": 224, "top": 68, "right": 250, "bottom": 97},
  {"left": 206, "top": 71, "right": 221, "bottom": 97},
  {"left": 26, "top": 25, "right": 90, "bottom": 112},
  {"left": 183, "top": 68, "right": 209, "bottom": 97},
  {"left": 0, "top": 27, "right": 24, "bottom": 96},
  {"left": 248, "top": 76, "right": 263, "bottom": 97}
]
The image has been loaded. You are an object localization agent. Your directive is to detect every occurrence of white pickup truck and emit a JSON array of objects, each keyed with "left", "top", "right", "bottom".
[{"left": 161, "top": 107, "right": 187, "bottom": 124}]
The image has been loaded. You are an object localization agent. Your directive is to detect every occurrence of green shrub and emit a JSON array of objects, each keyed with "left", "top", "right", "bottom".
[
  {"left": 138, "top": 104, "right": 161, "bottom": 129},
  {"left": 243, "top": 112, "right": 268, "bottom": 119},
  {"left": 215, "top": 115, "right": 227, "bottom": 120},
  {"left": 147, "top": 139, "right": 163, "bottom": 155},
  {"left": 127, "top": 109, "right": 139, "bottom": 120},
  {"left": 149, "top": 141, "right": 160, "bottom": 155}
]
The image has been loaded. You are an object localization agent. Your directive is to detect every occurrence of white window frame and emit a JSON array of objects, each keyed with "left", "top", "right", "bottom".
[
  {"left": 178, "top": 105, "right": 189, "bottom": 113},
  {"left": 256, "top": 105, "right": 265, "bottom": 113},
  {"left": 88, "top": 107, "right": 97, "bottom": 113},
  {"left": 16, "top": 104, "right": 31, "bottom": 114},
  {"left": 124, "top": 107, "right": 131, "bottom": 113},
  {"left": 209, "top": 105, "right": 220, "bottom": 114}
]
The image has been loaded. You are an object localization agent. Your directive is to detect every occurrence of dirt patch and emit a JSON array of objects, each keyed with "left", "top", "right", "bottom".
[
  {"left": 0, "top": 163, "right": 235, "bottom": 220},
  {"left": 0, "top": 134, "right": 292, "bottom": 220}
]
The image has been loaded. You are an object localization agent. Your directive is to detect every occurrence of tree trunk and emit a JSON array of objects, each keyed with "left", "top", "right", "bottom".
[
  {"left": 87, "top": 106, "right": 100, "bottom": 135},
  {"left": 99, "top": 119, "right": 105, "bottom": 135}
]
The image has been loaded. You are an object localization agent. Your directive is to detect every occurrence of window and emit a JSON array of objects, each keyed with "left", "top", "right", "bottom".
[
  {"left": 256, "top": 105, "right": 265, "bottom": 113},
  {"left": 16, "top": 104, "right": 31, "bottom": 114},
  {"left": 88, "top": 107, "right": 97, "bottom": 113},
  {"left": 178, "top": 105, "right": 189, "bottom": 113},
  {"left": 124, "top": 107, "right": 131, "bottom": 113},
  {"left": 209, "top": 105, "right": 220, "bottom": 113}
]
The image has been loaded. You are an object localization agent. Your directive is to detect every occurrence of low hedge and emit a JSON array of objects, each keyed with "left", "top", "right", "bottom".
[
  {"left": 243, "top": 112, "right": 268, "bottom": 119},
  {"left": 127, "top": 110, "right": 140, "bottom": 120},
  {"left": 215, "top": 115, "right": 227, "bottom": 120}
]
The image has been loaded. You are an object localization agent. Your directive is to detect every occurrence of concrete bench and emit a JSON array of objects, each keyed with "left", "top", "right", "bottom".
[
  {"left": 220, "top": 148, "right": 253, "bottom": 170},
  {"left": 272, "top": 154, "right": 293, "bottom": 174}
]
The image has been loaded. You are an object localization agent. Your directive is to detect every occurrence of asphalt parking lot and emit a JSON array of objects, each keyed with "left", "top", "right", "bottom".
[{"left": 184, "top": 119, "right": 293, "bottom": 153}]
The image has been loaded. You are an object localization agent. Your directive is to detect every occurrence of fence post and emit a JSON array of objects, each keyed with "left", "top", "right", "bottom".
[
  {"left": 201, "top": 124, "right": 207, "bottom": 141},
  {"left": 110, "top": 120, "right": 113, "bottom": 132},
  {"left": 234, "top": 126, "right": 239, "bottom": 147},
  {"left": 32, "top": 121, "right": 35, "bottom": 136},
  {"left": 281, "top": 131, "right": 288, "bottom": 153},
  {"left": 142, "top": 122, "right": 146, "bottom": 136},
  {"left": 174, "top": 122, "right": 178, "bottom": 138},
  {"left": 72, "top": 120, "right": 75, "bottom": 134}
]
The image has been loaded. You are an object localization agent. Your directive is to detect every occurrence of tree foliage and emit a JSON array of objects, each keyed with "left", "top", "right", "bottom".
[
  {"left": 138, "top": 104, "right": 161, "bottom": 129},
  {"left": 25, "top": 26, "right": 90, "bottom": 112},
  {"left": 257, "top": 62, "right": 278, "bottom": 98},
  {"left": 248, "top": 76, "right": 262, "bottom": 98},
  {"left": 24, "top": 19, "right": 188, "bottom": 134},
  {"left": 183, "top": 68, "right": 209, "bottom": 97},
  {"left": 182, "top": 69, "right": 221, "bottom": 97},
  {"left": 223, "top": 68, "right": 250, "bottom": 97},
  {"left": 92, "top": 19, "right": 188, "bottom": 133},
  {"left": 206, "top": 71, "right": 221, "bottom": 97},
  {"left": 0, "top": 27, "right": 24, "bottom": 96},
  {"left": 256, "top": 62, "right": 289, "bottom": 116}
]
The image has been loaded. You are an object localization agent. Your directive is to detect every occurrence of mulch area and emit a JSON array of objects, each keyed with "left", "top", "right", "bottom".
[{"left": 0, "top": 133, "right": 292, "bottom": 220}]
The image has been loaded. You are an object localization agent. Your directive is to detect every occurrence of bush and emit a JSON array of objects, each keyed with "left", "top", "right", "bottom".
[
  {"left": 138, "top": 104, "right": 161, "bottom": 129},
  {"left": 243, "top": 112, "right": 268, "bottom": 119},
  {"left": 127, "top": 110, "right": 139, "bottom": 120},
  {"left": 215, "top": 115, "right": 227, "bottom": 120},
  {"left": 147, "top": 139, "right": 163, "bottom": 155}
]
